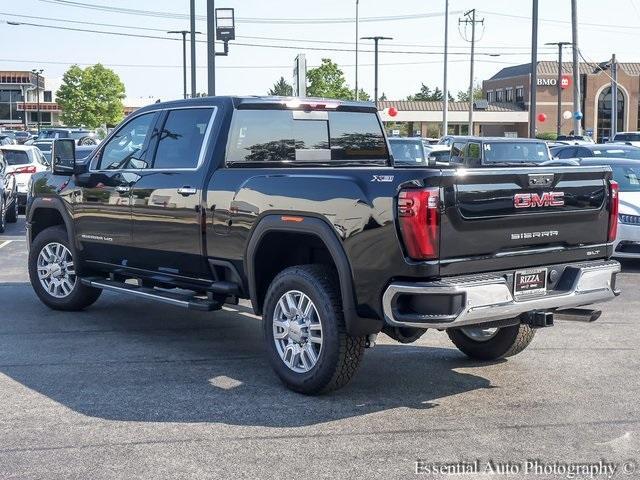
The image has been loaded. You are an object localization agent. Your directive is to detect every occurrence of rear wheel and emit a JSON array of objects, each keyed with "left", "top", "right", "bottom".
[
  {"left": 263, "top": 265, "right": 366, "bottom": 394},
  {"left": 447, "top": 323, "right": 536, "bottom": 360},
  {"left": 28, "top": 226, "right": 102, "bottom": 311}
]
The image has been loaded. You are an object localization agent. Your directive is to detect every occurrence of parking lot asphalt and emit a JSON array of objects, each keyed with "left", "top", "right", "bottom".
[{"left": 0, "top": 216, "right": 639, "bottom": 479}]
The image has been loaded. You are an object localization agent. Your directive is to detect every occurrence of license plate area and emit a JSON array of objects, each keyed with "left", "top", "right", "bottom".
[{"left": 514, "top": 268, "right": 547, "bottom": 297}]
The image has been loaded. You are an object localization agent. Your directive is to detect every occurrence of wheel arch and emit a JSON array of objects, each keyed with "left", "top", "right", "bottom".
[{"left": 245, "top": 214, "right": 382, "bottom": 336}]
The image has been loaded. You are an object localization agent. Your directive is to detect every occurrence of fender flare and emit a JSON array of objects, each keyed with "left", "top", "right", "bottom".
[
  {"left": 27, "top": 198, "right": 82, "bottom": 266},
  {"left": 245, "top": 214, "right": 382, "bottom": 336}
]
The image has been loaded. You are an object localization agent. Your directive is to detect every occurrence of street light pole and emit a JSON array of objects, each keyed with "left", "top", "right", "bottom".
[
  {"left": 442, "top": 0, "right": 449, "bottom": 136},
  {"left": 546, "top": 41, "right": 572, "bottom": 136},
  {"left": 31, "top": 69, "right": 43, "bottom": 132},
  {"left": 355, "top": 0, "right": 359, "bottom": 101},
  {"left": 529, "top": 0, "right": 539, "bottom": 138},
  {"left": 571, "top": 0, "right": 582, "bottom": 135},
  {"left": 168, "top": 30, "right": 201, "bottom": 99},
  {"left": 361, "top": 36, "right": 392, "bottom": 102},
  {"left": 190, "top": 0, "right": 197, "bottom": 98}
]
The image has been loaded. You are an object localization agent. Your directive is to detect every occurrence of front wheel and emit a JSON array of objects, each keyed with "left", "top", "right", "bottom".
[
  {"left": 6, "top": 197, "right": 17, "bottom": 223},
  {"left": 447, "top": 323, "right": 536, "bottom": 360},
  {"left": 263, "top": 265, "right": 366, "bottom": 394},
  {"left": 28, "top": 226, "right": 102, "bottom": 311}
]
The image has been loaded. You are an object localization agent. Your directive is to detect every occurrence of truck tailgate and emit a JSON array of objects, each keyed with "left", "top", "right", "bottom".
[{"left": 439, "top": 166, "right": 614, "bottom": 268}]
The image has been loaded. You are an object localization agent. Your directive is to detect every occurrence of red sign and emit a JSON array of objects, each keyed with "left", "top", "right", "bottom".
[
  {"left": 514, "top": 192, "right": 565, "bottom": 209},
  {"left": 560, "top": 75, "right": 572, "bottom": 90}
]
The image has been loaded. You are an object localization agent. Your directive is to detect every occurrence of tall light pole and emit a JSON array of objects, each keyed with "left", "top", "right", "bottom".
[
  {"left": 546, "top": 41, "right": 572, "bottom": 136},
  {"left": 361, "top": 36, "right": 392, "bottom": 103},
  {"left": 168, "top": 30, "right": 201, "bottom": 99},
  {"left": 190, "top": 0, "right": 197, "bottom": 98},
  {"left": 442, "top": 0, "right": 449, "bottom": 136},
  {"left": 31, "top": 69, "right": 43, "bottom": 132},
  {"left": 459, "top": 9, "right": 483, "bottom": 135},
  {"left": 611, "top": 53, "right": 618, "bottom": 140},
  {"left": 571, "top": 0, "right": 582, "bottom": 135},
  {"left": 355, "top": 0, "right": 360, "bottom": 100},
  {"left": 529, "top": 0, "right": 539, "bottom": 138}
]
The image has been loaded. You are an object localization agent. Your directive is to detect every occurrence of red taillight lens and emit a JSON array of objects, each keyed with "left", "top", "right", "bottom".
[
  {"left": 14, "top": 166, "right": 36, "bottom": 174},
  {"left": 608, "top": 180, "right": 619, "bottom": 242},
  {"left": 398, "top": 188, "right": 440, "bottom": 260}
]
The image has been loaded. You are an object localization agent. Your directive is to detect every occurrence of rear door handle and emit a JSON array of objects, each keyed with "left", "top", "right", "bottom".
[
  {"left": 115, "top": 186, "right": 131, "bottom": 193},
  {"left": 178, "top": 186, "right": 197, "bottom": 196}
]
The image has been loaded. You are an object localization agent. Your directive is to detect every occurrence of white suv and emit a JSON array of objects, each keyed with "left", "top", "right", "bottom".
[{"left": 0, "top": 145, "right": 49, "bottom": 212}]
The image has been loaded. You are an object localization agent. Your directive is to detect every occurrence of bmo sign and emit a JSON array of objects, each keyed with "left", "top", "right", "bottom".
[{"left": 537, "top": 75, "right": 572, "bottom": 89}]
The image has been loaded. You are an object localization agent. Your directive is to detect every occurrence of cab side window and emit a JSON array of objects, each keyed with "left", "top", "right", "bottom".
[
  {"left": 450, "top": 142, "right": 465, "bottom": 164},
  {"left": 556, "top": 147, "right": 577, "bottom": 159},
  {"left": 152, "top": 108, "right": 213, "bottom": 169},
  {"left": 98, "top": 113, "right": 156, "bottom": 170}
]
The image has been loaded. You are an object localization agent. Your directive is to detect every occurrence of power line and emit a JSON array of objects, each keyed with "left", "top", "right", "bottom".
[
  {"left": 0, "top": 11, "right": 556, "bottom": 51},
  {"left": 2, "top": 19, "right": 549, "bottom": 57},
  {"left": 39, "top": 0, "right": 458, "bottom": 24}
]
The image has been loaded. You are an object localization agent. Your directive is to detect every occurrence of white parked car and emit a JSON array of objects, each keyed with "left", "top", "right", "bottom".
[
  {"left": 609, "top": 132, "right": 640, "bottom": 147},
  {"left": 0, "top": 145, "right": 49, "bottom": 213}
]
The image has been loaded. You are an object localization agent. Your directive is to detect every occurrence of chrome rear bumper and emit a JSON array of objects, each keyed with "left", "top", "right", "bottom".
[{"left": 382, "top": 260, "right": 621, "bottom": 329}]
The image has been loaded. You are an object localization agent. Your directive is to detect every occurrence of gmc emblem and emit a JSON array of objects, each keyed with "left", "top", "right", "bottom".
[{"left": 514, "top": 192, "right": 565, "bottom": 209}]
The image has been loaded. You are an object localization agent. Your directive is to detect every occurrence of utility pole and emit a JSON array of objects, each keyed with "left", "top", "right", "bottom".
[
  {"left": 355, "top": 0, "right": 359, "bottom": 101},
  {"left": 459, "top": 9, "right": 483, "bottom": 135},
  {"left": 168, "top": 30, "right": 200, "bottom": 99},
  {"left": 207, "top": 0, "right": 216, "bottom": 95},
  {"left": 571, "top": 0, "right": 582, "bottom": 135},
  {"left": 31, "top": 69, "right": 43, "bottom": 132},
  {"left": 442, "top": 0, "right": 449, "bottom": 136},
  {"left": 361, "top": 36, "right": 392, "bottom": 102},
  {"left": 611, "top": 53, "right": 618, "bottom": 140},
  {"left": 190, "top": 0, "right": 196, "bottom": 98},
  {"left": 529, "top": 0, "right": 539, "bottom": 138},
  {"left": 546, "top": 41, "right": 571, "bottom": 136}
]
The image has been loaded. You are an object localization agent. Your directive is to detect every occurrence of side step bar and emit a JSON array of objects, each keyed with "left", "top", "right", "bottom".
[{"left": 80, "top": 278, "right": 222, "bottom": 311}]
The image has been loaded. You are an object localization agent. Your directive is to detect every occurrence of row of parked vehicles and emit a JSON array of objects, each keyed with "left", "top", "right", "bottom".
[{"left": 388, "top": 134, "right": 640, "bottom": 259}]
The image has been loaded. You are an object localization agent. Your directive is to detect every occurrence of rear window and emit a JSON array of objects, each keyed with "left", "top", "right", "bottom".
[
  {"left": 2, "top": 150, "right": 30, "bottom": 165},
  {"left": 389, "top": 140, "right": 425, "bottom": 166},
  {"left": 612, "top": 165, "right": 640, "bottom": 192},
  {"left": 483, "top": 142, "right": 549, "bottom": 163},
  {"left": 591, "top": 147, "right": 640, "bottom": 159},
  {"left": 614, "top": 133, "right": 640, "bottom": 142},
  {"left": 227, "top": 109, "right": 388, "bottom": 164}
]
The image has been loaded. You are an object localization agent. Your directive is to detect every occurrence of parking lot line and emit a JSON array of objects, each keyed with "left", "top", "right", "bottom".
[{"left": 0, "top": 240, "right": 12, "bottom": 249}]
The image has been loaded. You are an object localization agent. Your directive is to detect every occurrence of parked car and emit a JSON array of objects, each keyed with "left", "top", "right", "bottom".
[
  {"left": 609, "top": 132, "right": 640, "bottom": 147},
  {"left": 575, "top": 158, "right": 640, "bottom": 258},
  {"left": 0, "top": 150, "right": 18, "bottom": 232},
  {"left": 424, "top": 144, "right": 451, "bottom": 164},
  {"left": 556, "top": 135, "right": 594, "bottom": 144},
  {"left": 0, "top": 145, "right": 49, "bottom": 213},
  {"left": 551, "top": 144, "right": 640, "bottom": 161},
  {"left": 450, "top": 137, "right": 552, "bottom": 167},
  {"left": 13, "top": 131, "right": 32, "bottom": 145},
  {"left": 0, "top": 133, "right": 17, "bottom": 145},
  {"left": 35, "top": 128, "right": 99, "bottom": 146},
  {"left": 26, "top": 96, "right": 621, "bottom": 394},
  {"left": 438, "top": 135, "right": 469, "bottom": 147},
  {"left": 388, "top": 137, "right": 427, "bottom": 166}
]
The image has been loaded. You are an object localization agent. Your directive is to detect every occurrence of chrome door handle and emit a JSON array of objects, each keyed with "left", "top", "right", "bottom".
[
  {"left": 115, "top": 186, "right": 131, "bottom": 193},
  {"left": 178, "top": 186, "right": 197, "bottom": 196}
]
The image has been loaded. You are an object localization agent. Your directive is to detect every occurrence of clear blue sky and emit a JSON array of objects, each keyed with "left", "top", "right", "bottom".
[{"left": 1, "top": 0, "right": 637, "bottom": 103}]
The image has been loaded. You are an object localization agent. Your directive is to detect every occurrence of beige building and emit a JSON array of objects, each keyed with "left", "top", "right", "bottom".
[{"left": 483, "top": 60, "right": 640, "bottom": 141}]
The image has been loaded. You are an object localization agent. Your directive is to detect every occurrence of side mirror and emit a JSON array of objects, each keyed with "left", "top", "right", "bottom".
[{"left": 51, "top": 139, "right": 76, "bottom": 175}]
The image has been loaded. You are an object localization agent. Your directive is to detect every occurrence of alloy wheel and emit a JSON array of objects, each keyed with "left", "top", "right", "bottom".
[
  {"left": 36, "top": 242, "right": 76, "bottom": 298},
  {"left": 272, "top": 290, "right": 323, "bottom": 373}
]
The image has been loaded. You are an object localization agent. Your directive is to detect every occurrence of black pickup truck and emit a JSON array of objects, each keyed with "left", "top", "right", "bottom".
[{"left": 26, "top": 96, "right": 621, "bottom": 394}]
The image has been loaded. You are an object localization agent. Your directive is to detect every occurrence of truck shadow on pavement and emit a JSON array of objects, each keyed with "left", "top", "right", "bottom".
[{"left": 0, "top": 283, "right": 500, "bottom": 428}]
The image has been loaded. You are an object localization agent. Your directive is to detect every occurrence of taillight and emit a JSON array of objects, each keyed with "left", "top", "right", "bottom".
[
  {"left": 608, "top": 180, "right": 619, "bottom": 242},
  {"left": 397, "top": 188, "right": 440, "bottom": 260},
  {"left": 14, "top": 166, "right": 37, "bottom": 174}
]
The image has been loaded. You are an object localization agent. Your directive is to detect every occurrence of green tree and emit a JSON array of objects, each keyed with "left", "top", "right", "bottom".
[
  {"left": 456, "top": 84, "right": 483, "bottom": 102},
  {"left": 352, "top": 88, "right": 371, "bottom": 101},
  {"left": 306, "top": 58, "right": 352, "bottom": 100},
  {"left": 268, "top": 76, "right": 293, "bottom": 96},
  {"left": 57, "top": 64, "right": 125, "bottom": 128},
  {"left": 407, "top": 84, "right": 454, "bottom": 101}
]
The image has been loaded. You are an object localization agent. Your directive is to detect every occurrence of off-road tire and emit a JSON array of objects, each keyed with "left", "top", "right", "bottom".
[
  {"left": 447, "top": 323, "right": 536, "bottom": 360},
  {"left": 263, "top": 264, "right": 366, "bottom": 394},
  {"left": 382, "top": 325, "right": 427, "bottom": 344},
  {"left": 28, "top": 226, "right": 102, "bottom": 311}
]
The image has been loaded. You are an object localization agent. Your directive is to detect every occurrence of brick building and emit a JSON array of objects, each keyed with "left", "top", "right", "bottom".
[{"left": 483, "top": 60, "right": 640, "bottom": 141}]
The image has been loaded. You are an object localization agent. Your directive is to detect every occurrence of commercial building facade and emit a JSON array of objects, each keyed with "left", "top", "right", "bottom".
[
  {"left": 0, "top": 71, "right": 61, "bottom": 128},
  {"left": 483, "top": 60, "right": 640, "bottom": 141}
]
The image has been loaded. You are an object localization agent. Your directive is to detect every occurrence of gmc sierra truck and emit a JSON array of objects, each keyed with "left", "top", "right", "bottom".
[{"left": 26, "top": 97, "right": 621, "bottom": 394}]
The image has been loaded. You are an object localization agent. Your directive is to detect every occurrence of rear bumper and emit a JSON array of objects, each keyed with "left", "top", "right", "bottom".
[{"left": 382, "top": 260, "right": 621, "bottom": 329}]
